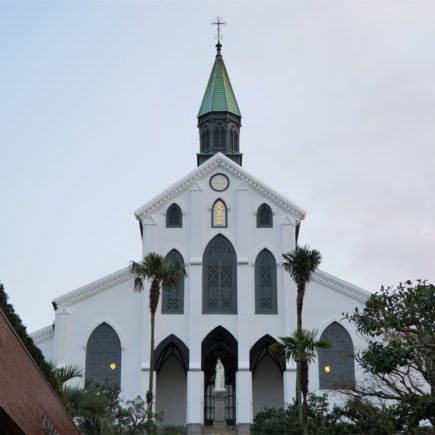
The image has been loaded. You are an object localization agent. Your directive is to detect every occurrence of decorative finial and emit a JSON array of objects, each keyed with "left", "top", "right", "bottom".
[{"left": 212, "top": 16, "right": 226, "bottom": 54}]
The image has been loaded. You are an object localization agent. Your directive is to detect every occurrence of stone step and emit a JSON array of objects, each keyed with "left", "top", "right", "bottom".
[{"left": 202, "top": 426, "right": 236, "bottom": 435}]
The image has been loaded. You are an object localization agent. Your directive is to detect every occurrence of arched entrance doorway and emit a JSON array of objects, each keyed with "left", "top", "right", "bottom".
[
  {"left": 250, "top": 335, "right": 285, "bottom": 416},
  {"left": 155, "top": 335, "right": 189, "bottom": 426},
  {"left": 201, "top": 326, "right": 238, "bottom": 425}
]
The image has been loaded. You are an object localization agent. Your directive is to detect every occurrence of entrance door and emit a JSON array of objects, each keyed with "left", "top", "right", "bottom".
[{"left": 201, "top": 326, "right": 238, "bottom": 426}]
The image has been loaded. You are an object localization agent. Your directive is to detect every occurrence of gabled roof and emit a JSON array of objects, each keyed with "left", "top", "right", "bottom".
[
  {"left": 30, "top": 324, "right": 54, "bottom": 344},
  {"left": 52, "top": 267, "right": 132, "bottom": 308},
  {"left": 312, "top": 270, "right": 371, "bottom": 303},
  {"left": 134, "top": 153, "right": 306, "bottom": 221},
  {"left": 198, "top": 52, "right": 241, "bottom": 118}
]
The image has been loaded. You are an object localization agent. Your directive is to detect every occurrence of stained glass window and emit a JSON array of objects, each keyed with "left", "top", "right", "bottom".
[
  {"left": 318, "top": 322, "right": 355, "bottom": 390},
  {"left": 257, "top": 204, "right": 273, "bottom": 228},
  {"left": 166, "top": 203, "right": 182, "bottom": 228},
  {"left": 162, "top": 250, "right": 184, "bottom": 314},
  {"left": 203, "top": 235, "right": 237, "bottom": 314},
  {"left": 255, "top": 249, "right": 277, "bottom": 314},
  {"left": 85, "top": 323, "right": 121, "bottom": 387},
  {"left": 212, "top": 199, "right": 227, "bottom": 228}
]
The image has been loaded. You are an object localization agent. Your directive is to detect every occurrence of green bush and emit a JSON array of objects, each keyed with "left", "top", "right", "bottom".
[
  {"left": 252, "top": 394, "right": 432, "bottom": 435},
  {"left": 252, "top": 394, "right": 349, "bottom": 435}
]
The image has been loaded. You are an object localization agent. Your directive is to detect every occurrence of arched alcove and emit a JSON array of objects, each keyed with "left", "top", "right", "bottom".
[
  {"left": 250, "top": 335, "right": 284, "bottom": 415},
  {"left": 155, "top": 335, "right": 188, "bottom": 426},
  {"left": 202, "top": 326, "right": 238, "bottom": 425}
]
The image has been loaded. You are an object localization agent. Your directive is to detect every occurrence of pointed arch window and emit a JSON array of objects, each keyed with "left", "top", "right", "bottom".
[
  {"left": 203, "top": 235, "right": 237, "bottom": 314},
  {"left": 255, "top": 249, "right": 277, "bottom": 314},
  {"left": 85, "top": 323, "right": 121, "bottom": 387},
  {"left": 318, "top": 322, "right": 355, "bottom": 390},
  {"left": 257, "top": 203, "right": 273, "bottom": 228},
  {"left": 166, "top": 203, "right": 182, "bottom": 228},
  {"left": 212, "top": 199, "right": 227, "bottom": 228},
  {"left": 162, "top": 250, "right": 185, "bottom": 314}
]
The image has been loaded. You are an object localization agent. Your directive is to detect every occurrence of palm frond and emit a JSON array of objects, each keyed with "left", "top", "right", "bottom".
[
  {"left": 282, "top": 245, "right": 322, "bottom": 285},
  {"left": 142, "top": 252, "right": 166, "bottom": 280},
  {"left": 162, "top": 260, "right": 187, "bottom": 289},
  {"left": 131, "top": 252, "right": 187, "bottom": 294},
  {"left": 272, "top": 329, "right": 330, "bottom": 363},
  {"left": 54, "top": 364, "right": 83, "bottom": 385},
  {"left": 133, "top": 276, "right": 144, "bottom": 293},
  {"left": 130, "top": 260, "right": 144, "bottom": 275}
]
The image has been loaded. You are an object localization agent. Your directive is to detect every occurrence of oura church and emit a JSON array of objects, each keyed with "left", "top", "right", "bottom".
[{"left": 31, "top": 35, "right": 370, "bottom": 434}]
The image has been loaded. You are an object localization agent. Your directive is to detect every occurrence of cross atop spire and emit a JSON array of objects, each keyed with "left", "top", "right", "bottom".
[{"left": 212, "top": 16, "right": 226, "bottom": 54}]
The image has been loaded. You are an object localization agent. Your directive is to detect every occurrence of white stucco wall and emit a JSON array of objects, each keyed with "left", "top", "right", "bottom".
[{"left": 31, "top": 324, "right": 55, "bottom": 363}]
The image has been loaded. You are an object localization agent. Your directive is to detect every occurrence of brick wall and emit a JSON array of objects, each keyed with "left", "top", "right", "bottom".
[{"left": 0, "top": 310, "right": 80, "bottom": 434}]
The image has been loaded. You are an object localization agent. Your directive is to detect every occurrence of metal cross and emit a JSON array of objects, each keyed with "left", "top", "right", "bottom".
[{"left": 212, "top": 16, "right": 227, "bottom": 43}]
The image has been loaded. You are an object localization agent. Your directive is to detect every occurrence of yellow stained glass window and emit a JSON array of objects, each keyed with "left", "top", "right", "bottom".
[{"left": 213, "top": 200, "right": 227, "bottom": 227}]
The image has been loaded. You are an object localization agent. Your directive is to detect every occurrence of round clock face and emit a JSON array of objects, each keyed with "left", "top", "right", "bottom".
[{"left": 210, "top": 173, "right": 230, "bottom": 192}]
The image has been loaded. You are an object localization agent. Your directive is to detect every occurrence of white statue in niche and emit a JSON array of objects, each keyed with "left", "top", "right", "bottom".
[{"left": 214, "top": 358, "right": 225, "bottom": 391}]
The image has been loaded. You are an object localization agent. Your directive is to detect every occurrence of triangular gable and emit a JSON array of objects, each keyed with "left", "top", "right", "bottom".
[{"left": 134, "top": 153, "right": 306, "bottom": 221}]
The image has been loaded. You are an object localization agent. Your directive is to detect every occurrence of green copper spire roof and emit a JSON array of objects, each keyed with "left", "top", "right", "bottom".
[{"left": 198, "top": 45, "right": 241, "bottom": 118}]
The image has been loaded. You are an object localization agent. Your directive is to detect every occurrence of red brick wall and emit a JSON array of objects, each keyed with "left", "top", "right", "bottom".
[{"left": 0, "top": 310, "right": 80, "bottom": 434}]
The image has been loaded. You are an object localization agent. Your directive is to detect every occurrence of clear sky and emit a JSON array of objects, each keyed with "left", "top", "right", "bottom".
[{"left": 1, "top": 0, "right": 434, "bottom": 332}]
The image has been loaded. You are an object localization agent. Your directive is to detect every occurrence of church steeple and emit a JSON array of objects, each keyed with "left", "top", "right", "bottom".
[{"left": 197, "top": 32, "right": 242, "bottom": 166}]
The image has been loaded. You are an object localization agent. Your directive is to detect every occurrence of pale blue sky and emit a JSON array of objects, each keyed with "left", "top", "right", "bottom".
[{"left": 1, "top": 0, "right": 434, "bottom": 331}]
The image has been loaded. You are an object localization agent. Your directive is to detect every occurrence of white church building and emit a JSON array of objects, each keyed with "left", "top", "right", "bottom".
[{"left": 32, "top": 40, "right": 370, "bottom": 433}]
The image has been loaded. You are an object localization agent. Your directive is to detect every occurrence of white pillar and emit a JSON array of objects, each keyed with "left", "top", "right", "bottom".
[
  {"left": 139, "top": 365, "right": 157, "bottom": 409},
  {"left": 187, "top": 182, "right": 203, "bottom": 361},
  {"left": 281, "top": 218, "right": 296, "bottom": 335},
  {"left": 53, "top": 307, "right": 70, "bottom": 367},
  {"left": 141, "top": 216, "right": 158, "bottom": 256},
  {"left": 236, "top": 368, "right": 253, "bottom": 426},
  {"left": 186, "top": 369, "right": 204, "bottom": 432},
  {"left": 235, "top": 181, "right": 249, "bottom": 259},
  {"left": 186, "top": 182, "right": 204, "bottom": 431},
  {"left": 283, "top": 361, "right": 297, "bottom": 406}
]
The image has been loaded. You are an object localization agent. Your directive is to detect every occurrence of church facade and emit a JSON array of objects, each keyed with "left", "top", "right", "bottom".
[{"left": 32, "top": 42, "right": 370, "bottom": 433}]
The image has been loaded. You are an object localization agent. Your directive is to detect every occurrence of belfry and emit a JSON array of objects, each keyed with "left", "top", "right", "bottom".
[{"left": 197, "top": 27, "right": 242, "bottom": 166}]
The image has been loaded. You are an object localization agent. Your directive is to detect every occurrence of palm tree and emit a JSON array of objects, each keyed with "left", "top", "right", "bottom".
[
  {"left": 271, "top": 330, "right": 330, "bottom": 433},
  {"left": 282, "top": 245, "right": 322, "bottom": 334},
  {"left": 282, "top": 245, "right": 321, "bottom": 433},
  {"left": 273, "top": 330, "right": 330, "bottom": 402},
  {"left": 130, "top": 252, "right": 187, "bottom": 419}
]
